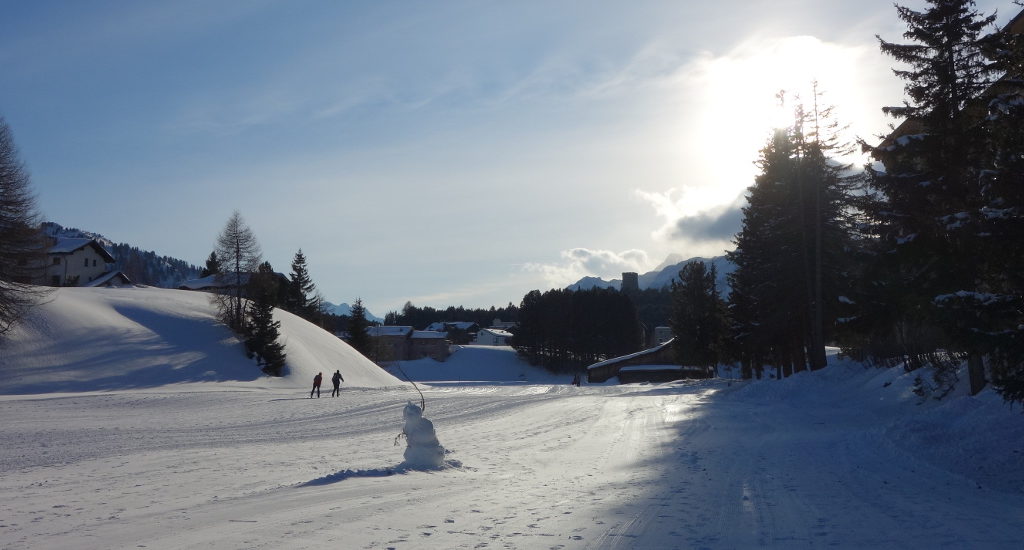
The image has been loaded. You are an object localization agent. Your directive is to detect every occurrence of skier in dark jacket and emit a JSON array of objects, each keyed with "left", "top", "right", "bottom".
[
  {"left": 331, "top": 370, "right": 344, "bottom": 397},
  {"left": 310, "top": 372, "right": 322, "bottom": 398}
]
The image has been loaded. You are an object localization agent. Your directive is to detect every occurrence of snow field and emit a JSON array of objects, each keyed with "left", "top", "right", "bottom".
[{"left": 0, "top": 287, "right": 1022, "bottom": 548}]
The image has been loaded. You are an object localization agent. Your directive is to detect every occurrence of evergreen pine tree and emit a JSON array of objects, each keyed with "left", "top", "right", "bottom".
[
  {"left": 728, "top": 129, "right": 807, "bottom": 378},
  {"left": 200, "top": 251, "right": 221, "bottom": 278},
  {"left": 286, "top": 249, "right": 317, "bottom": 318},
  {"left": 967, "top": 19, "right": 1024, "bottom": 402},
  {"left": 863, "top": 0, "right": 998, "bottom": 391},
  {"left": 727, "top": 94, "right": 857, "bottom": 379},
  {"left": 346, "top": 298, "right": 373, "bottom": 357},
  {"left": 245, "top": 262, "right": 286, "bottom": 376},
  {"left": 671, "top": 261, "right": 727, "bottom": 375}
]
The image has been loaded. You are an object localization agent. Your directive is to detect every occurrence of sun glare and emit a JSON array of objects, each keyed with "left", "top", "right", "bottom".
[{"left": 680, "top": 35, "right": 868, "bottom": 205}]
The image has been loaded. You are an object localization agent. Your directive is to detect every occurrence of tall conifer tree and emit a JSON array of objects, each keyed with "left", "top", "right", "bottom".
[
  {"left": 347, "top": 298, "right": 373, "bottom": 357},
  {"left": 286, "top": 249, "right": 316, "bottom": 319},
  {"left": 863, "top": 0, "right": 998, "bottom": 390},
  {"left": 671, "top": 261, "right": 727, "bottom": 375},
  {"left": 246, "top": 261, "right": 286, "bottom": 375}
]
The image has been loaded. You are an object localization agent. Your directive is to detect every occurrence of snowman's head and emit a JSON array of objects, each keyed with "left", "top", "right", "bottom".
[{"left": 403, "top": 401, "right": 422, "bottom": 421}]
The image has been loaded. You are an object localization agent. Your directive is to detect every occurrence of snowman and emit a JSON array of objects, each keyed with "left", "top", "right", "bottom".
[{"left": 400, "top": 401, "right": 445, "bottom": 469}]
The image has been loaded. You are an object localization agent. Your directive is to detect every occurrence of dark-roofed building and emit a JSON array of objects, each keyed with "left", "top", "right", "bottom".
[
  {"left": 410, "top": 330, "right": 449, "bottom": 361},
  {"left": 366, "top": 326, "right": 451, "bottom": 362}
]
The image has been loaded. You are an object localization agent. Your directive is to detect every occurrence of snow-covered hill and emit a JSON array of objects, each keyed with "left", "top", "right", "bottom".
[
  {"left": 0, "top": 286, "right": 401, "bottom": 393},
  {"left": 569, "top": 254, "right": 736, "bottom": 294}
]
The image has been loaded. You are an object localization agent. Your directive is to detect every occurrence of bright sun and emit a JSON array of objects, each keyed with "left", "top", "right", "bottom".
[
  {"left": 655, "top": 35, "right": 871, "bottom": 226},
  {"left": 696, "top": 35, "right": 868, "bottom": 163}
]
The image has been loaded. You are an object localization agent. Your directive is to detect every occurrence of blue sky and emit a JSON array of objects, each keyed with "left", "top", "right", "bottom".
[{"left": 1, "top": 1, "right": 1014, "bottom": 314}]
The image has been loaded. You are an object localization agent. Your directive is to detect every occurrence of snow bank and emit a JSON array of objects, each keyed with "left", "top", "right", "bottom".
[
  {"left": 0, "top": 286, "right": 400, "bottom": 393},
  {"left": 722, "top": 348, "right": 1024, "bottom": 495}
]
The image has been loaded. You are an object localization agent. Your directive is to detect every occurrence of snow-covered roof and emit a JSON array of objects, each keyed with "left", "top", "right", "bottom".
[
  {"left": 84, "top": 271, "right": 133, "bottom": 287},
  {"left": 179, "top": 275, "right": 220, "bottom": 290},
  {"left": 618, "top": 365, "right": 684, "bottom": 373},
  {"left": 426, "top": 321, "right": 478, "bottom": 331},
  {"left": 411, "top": 330, "right": 447, "bottom": 340},
  {"left": 478, "top": 328, "right": 513, "bottom": 337},
  {"left": 178, "top": 273, "right": 257, "bottom": 290},
  {"left": 586, "top": 338, "right": 674, "bottom": 371},
  {"left": 48, "top": 237, "right": 116, "bottom": 262},
  {"left": 367, "top": 326, "right": 413, "bottom": 337}
]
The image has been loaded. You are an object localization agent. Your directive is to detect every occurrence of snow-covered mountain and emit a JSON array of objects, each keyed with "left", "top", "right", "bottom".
[
  {"left": 567, "top": 275, "right": 619, "bottom": 291},
  {"left": 322, "top": 301, "right": 384, "bottom": 323},
  {"left": 568, "top": 254, "right": 737, "bottom": 294}
]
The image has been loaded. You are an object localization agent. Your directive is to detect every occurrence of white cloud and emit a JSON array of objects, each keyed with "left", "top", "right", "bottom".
[{"left": 524, "top": 248, "right": 652, "bottom": 289}]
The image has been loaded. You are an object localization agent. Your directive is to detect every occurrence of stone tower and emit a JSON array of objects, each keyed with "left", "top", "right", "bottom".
[{"left": 621, "top": 272, "right": 639, "bottom": 293}]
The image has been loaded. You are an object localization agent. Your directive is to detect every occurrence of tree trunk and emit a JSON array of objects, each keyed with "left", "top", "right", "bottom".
[{"left": 967, "top": 353, "right": 986, "bottom": 396}]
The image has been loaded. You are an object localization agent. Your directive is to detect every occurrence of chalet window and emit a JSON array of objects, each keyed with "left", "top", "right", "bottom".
[
  {"left": 93, "top": 259, "right": 97, "bottom": 267},
  {"left": 53, "top": 257, "right": 61, "bottom": 265},
  {"left": 84, "top": 258, "right": 89, "bottom": 267}
]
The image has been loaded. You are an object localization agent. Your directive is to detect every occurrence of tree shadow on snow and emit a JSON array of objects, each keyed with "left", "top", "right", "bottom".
[{"left": 0, "top": 303, "right": 263, "bottom": 394}]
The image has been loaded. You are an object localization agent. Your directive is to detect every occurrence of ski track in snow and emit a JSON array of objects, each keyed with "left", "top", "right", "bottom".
[{"left": 1, "top": 381, "right": 1022, "bottom": 549}]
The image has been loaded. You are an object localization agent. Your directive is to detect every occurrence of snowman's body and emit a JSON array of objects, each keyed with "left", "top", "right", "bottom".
[{"left": 402, "top": 402, "right": 445, "bottom": 469}]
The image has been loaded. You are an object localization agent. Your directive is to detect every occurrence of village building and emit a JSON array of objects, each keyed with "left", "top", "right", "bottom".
[
  {"left": 366, "top": 326, "right": 451, "bottom": 362},
  {"left": 475, "top": 328, "right": 512, "bottom": 346},
  {"left": 367, "top": 326, "right": 414, "bottom": 362},
  {"left": 653, "top": 326, "right": 673, "bottom": 346},
  {"left": 85, "top": 270, "right": 133, "bottom": 287},
  {"left": 490, "top": 318, "right": 517, "bottom": 330},
  {"left": 424, "top": 321, "right": 479, "bottom": 344},
  {"left": 425, "top": 321, "right": 479, "bottom": 332},
  {"left": 586, "top": 338, "right": 714, "bottom": 384},
  {"left": 409, "top": 331, "right": 449, "bottom": 361},
  {"left": 42, "top": 237, "right": 119, "bottom": 287},
  {"left": 178, "top": 272, "right": 289, "bottom": 295}
]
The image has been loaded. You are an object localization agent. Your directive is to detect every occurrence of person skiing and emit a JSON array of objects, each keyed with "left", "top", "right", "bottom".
[
  {"left": 310, "top": 372, "right": 322, "bottom": 398},
  {"left": 331, "top": 370, "right": 344, "bottom": 397}
]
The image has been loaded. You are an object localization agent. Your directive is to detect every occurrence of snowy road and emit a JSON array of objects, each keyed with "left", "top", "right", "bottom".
[{"left": 1, "top": 379, "right": 1022, "bottom": 549}]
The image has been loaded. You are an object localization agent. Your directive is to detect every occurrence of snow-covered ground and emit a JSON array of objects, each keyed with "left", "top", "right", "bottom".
[{"left": 1, "top": 287, "right": 1022, "bottom": 549}]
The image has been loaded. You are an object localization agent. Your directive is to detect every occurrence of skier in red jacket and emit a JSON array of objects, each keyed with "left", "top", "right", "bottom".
[{"left": 310, "top": 372, "right": 322, "bottom": 398}]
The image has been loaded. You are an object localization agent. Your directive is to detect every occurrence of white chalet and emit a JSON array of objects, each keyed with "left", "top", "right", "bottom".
[
  {"left": 475, "top": 328, "right": 512, "bottom": 346},
  {"left": 44, "top": 237, "right": 116, "bottom": 287}
]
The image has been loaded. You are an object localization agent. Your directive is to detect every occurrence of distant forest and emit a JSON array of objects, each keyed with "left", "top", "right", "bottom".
[{"left": 384, "top": 302, "right": 520, "bottom": 330}]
